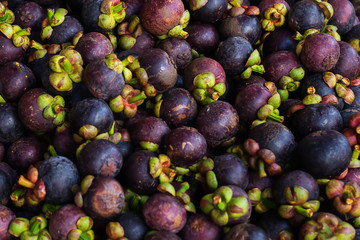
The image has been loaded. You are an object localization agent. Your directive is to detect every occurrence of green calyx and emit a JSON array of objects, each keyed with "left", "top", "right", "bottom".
[
  {"left": 37, "top": 94, "right": 66, "bottom": 126},
  {"left": 278, "top": 67, "right": 305, "bottom": 94},
  {"left": 0, "top": 23, "right": 30, "bottom": 49},
  {"left": 189, "top": 0, "right": 208, "bottom": 11},
  {"left": 240, "top": 50, "right": 265, "bottom": 79},
  {"left": 322, "top": 72, "right": 354, "bottom": 105},
  {"left": 247, "top": 187, "right": 276, "bottom": 213},
  {"left": 200, "top": 186, "right": 250, "bottom": 225},
  {"left": 117, "top": 15, "right": 143, "bottom": 51},
  {"left": 192, "top": 72, "right": 226, "bottom": 105},
  {"left": 28, "top": 40, "right": 61, "bottom": 63},
  {"left": 0, "top": 2, "right": 15, "bottom": 24},
  {"left": 8, "top": 218, "right": 30, "bottom": 237},
  {"left": 104, "top": 53, "right": 123, "bottom": 74},
  {"left": 9, "top": 216, "right": 51, "bottom": 240},
  {"left": 40, "top": 8, "right": 68, "bottom": 40},
  {"left": 350, "top": 145, "right": 360, "bottom": 168},
  {"left": 261, "top": 3, "right": 287, "bottom": 32},
  {"left": 106, "top": 222, "right": 125, "bottom": 240},
  {"left": 157, "top": 10, "right": 190, "bottom": 39},
  {"left": 48, "top": 48, "right": 83, "bottom": 92},
  {"left": 149, "top": 154, "right": 176, "bottom": 183},
  {"left": 312, "top": 0, "right": 334, "bottom": 25},
  {"left": 68, "top": 216, "right": 94, "bottom": 240},
  {"left": 283, "top": 186, "right": 309, "bottom": 205},
  {"left": 98, "top": 0, "right": 126, "bottom": 31},
  {"left": 302, "top": 86, "right": 322, "bottom": 105}
]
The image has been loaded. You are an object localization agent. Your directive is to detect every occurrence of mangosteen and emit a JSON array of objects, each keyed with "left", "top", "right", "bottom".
[
  {"left": 130, "top": 116, "right": 170, "bottom": 152},
  {"left": 299, "top": 33, "right": 340, "bottom": 73},
  {"left": 179, "top": 212, "right": 222, "bottom": 240},
  {"left": 256, "top": 210, "right": 294, "bottom": 239},
  {"left": 69, "top": 97, "right": 114, "bottom": 140},
  {"left": 189, "top": 0, "right": 228, "bottom": 23},
  {"left": 82, "top": 176, "right": 125, "bottom": 220},
  {"left": 0, "top": 103, "right": 24, "bottom": 143},
  {"left": 81, "top": 0, "right": 126, "bottom": 33},
  {"left": 0, "top": 204, "right": 16, "bottom": 240},
  {"left": 139, "top": 0, "right": 187, "bottom": 37},
  {"left": 77, "top": 139, "right": 123, "bottom": 177},
  {"left": 84, "top": 54, "right": 125, "bottom": 101},
  {"left": 262, "top": 27, "right": 297, "bottom": 56},
  {"left": 330, "top": 41, "right": 360, "bottom": 80},
  {"left": 53, "top": 122, "right": 78, "bottom": 159},
  {"left": 145, "top": 231, "right": 181, "bottom": 240},
  {"left": 0, "top": 61, "right": 36, "bottom": 102},
  {"left": 287, "top": 0, "right": 325, "bottom": 34},
  {"left": 138, "top": 48, "right": 177, "bottom": 94},
  {"left": 213, "top": 154, "right": 249, "bottom": 189},
  {"left": 328, "top": 0, "right": 356, "bottom": 35},
  {"left": 219, "top": 14, "right": 261, "bottom": 46},
  {"left": 6, "top": 136, "right": 42, "bottom": 173},
  {"left": 195, "top": 101, "right": 239, "bottom": 148},
  {"left": 186, "top": 22, "right": 220, "bottom": 54},
  {"left": 293, "top": 130, "right": 352, "bottom": 178},
  {"left": 183, "top": 57, "right": 226, "bottom": 105},
  {"left": 151, "top": 87, "right": 198, "bottom": 128},
  {"left": 142, "top": 193, "right": 187, "bottom": 233},
  {"left": 289, "top": 103, "right": 343, "bottom": 140},
  {"left": 74, "top": 32, "right": 114, "bottom": 65},
  {"left": 163, "top": 126, "right": 207, "bottom": 167},
  {"left": 157, "top": 37, "right": 193, "bottom": 70},
  {"left": 224, "top": 223, "right": 269, "bottom": 240},
  {"left": 121, "top": 150, "right": 159, "bottom": 195},
  {"left": 13, "top": 1, "right": 46, "bottom": 30},
  {"left": 0, "top": 162, "right": 17, "bottom": 205},
  {"left": 116, "top": 212, "right": 148, "bottom": 240},
  {"left": 215, "top": 36, "right": 253, "bottom": 75}
]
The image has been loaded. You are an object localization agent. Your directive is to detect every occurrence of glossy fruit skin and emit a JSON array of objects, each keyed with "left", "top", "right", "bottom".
[
  {"left": 195, "top": 101, "right": 239, "bottom": 148},
  {"left": 142, "top": 193, "right": 187, "bottom": 233},
  {"left": 6, "top": 136, "right": 42, "bottom": 172},
  {"left": 18, "top": 88, "right": 56, "bottom": 133},
  {"left": 75, "top": 32, "right": 114, "bottom": 65},
  {"left": 163, "top": 126, "right": 207, "bottom": 167},
  {"left": 49, "top": 204, "right": 86, "bottom": 240},
  {"left": 272, "top": 170, "right": 319, "bottom": 205},
  {"left": 293, "top": 130, "right": 352, "bottom": 178},
  {"left": 157, "top": 88, "right": 198, "bottom": 128},
  {"left": 288, "top": 0, "right": 324, "bottom": 34},
  {"left": 123, "top": 0, "right": 143, "bottom": 20},
  {"left": 224, "top": 223, "right": 269, "bottom": 240},
  {"left": 121, "top": 150, "right": 159, "bottom": 195},
  {"left": 213, "top": 154, "right": 249, "bottom": 189},
  {"left": 245, "top": 170, "right": 274, "bottom": 191},
  {"left": 117, "top": 212, "right": 149, "bottom": 240},
  {"left": 0, "top": 103, "right": 24, "bottom": 143},
  {"left": 157, "top": 37, "right": 192, "bottom": 70},
  {"left": 0, "top": 204, "right": 16, "bottom": 240},
  {"left": 186, "top": 22, "right": 220, "bottom": 54},
  {"left": 69, "top": 98, "right": 114, "bottom": 135},
  {"left": 219, "top": 15, "right": 261, "bottom": 46},
  {"left": 183, "top": 57, "right": 226, "bottom": 92},
  {"left": 84, "top": 59, "right": 125, "bottom": 101},
  {"left": 248, "top": 122, "right": 296, "bottom": 167},
  {"left": 215, "top": 36, "right": 253, "bottom": 75},
  {"left": 13, "top": 1, "right": 46, "bottom": 30},
  {"left": 145, "top": 231, "right": 182, "bottom": 240},
  {"left": 256, "top": 210, "right": 294, "bottom": 239},
  {"left": 53, "top": 123, "right": 78, "bottom": 159},
  {"left": 263, "top": 51, "right": 302, "bottom": 85},
  {"left": 0, "top": 61, "right": 36, "bottom": 102},
  {"left": 235, "top": 83, "right": 273, "bottom": 126},
  {"left": 0, "top": 163, "right": 17, "bottom": 205},
  {"left": 262, "top": 27, "right": 297, "bottom": 56},
  {"left": 139, "top": 48, "right": 178, "bottom": 93},
  {"left": 47, "top": 16, "right": 84, "bottom": 44},
  {"left": 83, "top": 176, "right": 125, "bottom": 220},
  {"left": 180, "top": 212, "right": 222, "bottom": 240},
  {"left": 131, "top": 30, "right": 155, "bottom": 54},
  {"left": 190, "top": 0, "right": 227, "bottom": 23},
  {"left": 77, "top": 139, "right": 123, "bottom": 177},
  {"left": 0, "top": 35, "right": 26, "bottom": 66},
  {"left": 140, "top": 0, "right": 185, "bottom": 36},
  {"left": 289, "top": 103, "right": 343, "bottom": 140},
  {"left": 300, "top": 33, "right": 340, "bottom": 73},
  {"left": 130, "top": 116, "right": 170, "bottom": 149},
  {"left": 38, "top": 156, "right": 80, "bottom": 204},
  {"left": 330, "top": 41, "right": 360, "bottom": 80},
  {"left": 81, "top": 0, "right": 109, "bottom": 33},
  {"left": 328, "top": 0, "right": 356, "bottom": 35}
]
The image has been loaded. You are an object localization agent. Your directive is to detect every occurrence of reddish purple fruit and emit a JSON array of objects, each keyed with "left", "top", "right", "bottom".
[
  {"left": 143, "top": 193, "right": 187, "bottom": 233},
  {"left": 0, "top": 205, "right": 15, "bottom": 240}
]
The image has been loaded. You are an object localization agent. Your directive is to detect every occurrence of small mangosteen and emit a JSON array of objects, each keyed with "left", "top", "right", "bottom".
[
  {"left": 0, "top": 103, "right": 24, "bottom": 143},
  {"left": 0, "top": 204, "right": 16, "bottom": 240},
  {"left": 224, "top": 223, "right": 268, "bottom": 240}
]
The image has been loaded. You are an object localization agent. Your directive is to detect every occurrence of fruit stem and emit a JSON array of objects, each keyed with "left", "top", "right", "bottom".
[
  {"left": 127, "top": 91, "right": 147, "bottom": 104},
  {"left": 18, "top": 175, "right": 35, "bottom": 188}
]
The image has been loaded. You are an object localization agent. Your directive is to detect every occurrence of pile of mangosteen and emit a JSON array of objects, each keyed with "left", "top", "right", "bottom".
[{"left": 2, "top": 0, "right": 360, "bottom": 239}]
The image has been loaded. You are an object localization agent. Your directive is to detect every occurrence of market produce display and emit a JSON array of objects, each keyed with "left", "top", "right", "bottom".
[{"left": 3, "top": 0, "right": 360, "bottom": 239}]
